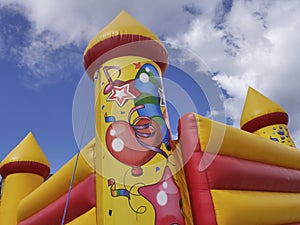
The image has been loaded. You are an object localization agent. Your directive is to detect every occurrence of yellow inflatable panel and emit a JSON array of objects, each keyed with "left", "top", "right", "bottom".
[
  {"left": 66, "top": 207, "right": 96, "bottom": 225},
  {"left": 254, "top": 124, "right": 295, "bottom": 147},
  {"left": 17, "top": 139, "right": 95, "bottom": 222},
  {"left": 195, "top": 114, "right": 300, "bottom": 170},
  {"left": 95, "top": 161, "right": 156, "bottom": 225},
  {"left": 211, "top": 190, "right": 300, "bottom": 225},
  {"left": 0, "top": 132, "right": 50, "bottom": 168},
  {"left": 0, "top": 173, "right": 43, "bottom": 225}
]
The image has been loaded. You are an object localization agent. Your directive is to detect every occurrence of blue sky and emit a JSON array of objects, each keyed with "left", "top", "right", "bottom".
[
  {"left": 0, "top": 52, "right": 83, "bottom": 171},
  {"left": 1, "top": 0, "right": 300, "bottom": 172},
  {"left": 0, "top": 7, "right": 84, "bottom": 171}
]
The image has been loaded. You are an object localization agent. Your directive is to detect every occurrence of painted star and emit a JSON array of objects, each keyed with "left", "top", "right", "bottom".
[
  {"left": 107, "top": 83, "right": 136, "bottom": 107},
  {"left": 139, "top": 166, "right": 185, "bottom": 225}
]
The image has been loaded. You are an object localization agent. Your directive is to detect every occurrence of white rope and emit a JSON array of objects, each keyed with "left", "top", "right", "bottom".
[{"left": 61, "top": 82, "right": 94, "bottom": 225}]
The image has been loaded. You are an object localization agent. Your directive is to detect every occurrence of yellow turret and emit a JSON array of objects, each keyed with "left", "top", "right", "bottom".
[
  {"left": 240, "top": 87, "right": 295, "bottom": 147},
  {"left": 84, "top": 10, "right": 168, "bottom": 80},
  {"left": 0, "top": 132, "right": 50, "bottom": 225}
]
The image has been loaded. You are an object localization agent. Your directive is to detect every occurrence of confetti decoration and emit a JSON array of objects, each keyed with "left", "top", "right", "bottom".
[{"left": 108, "top": 179, "right": 131, "bottom": 199}]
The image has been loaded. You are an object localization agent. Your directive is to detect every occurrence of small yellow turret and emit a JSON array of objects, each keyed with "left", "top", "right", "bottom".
[
  {"left": 83, "top": 10, "right": 168, "bottom": 80},
  {"left": 240, "top": 87, "right": 295, "bottom": 147},
  {"left": 0, "top": 132, "right": 50, "bottom": 225}
]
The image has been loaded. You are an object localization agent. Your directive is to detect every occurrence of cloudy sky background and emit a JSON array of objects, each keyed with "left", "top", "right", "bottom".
[{"left": 1, "top": 0, "right": 300, "bottom": 171}]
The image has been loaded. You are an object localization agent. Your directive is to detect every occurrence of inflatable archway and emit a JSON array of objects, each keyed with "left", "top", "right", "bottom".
[{"left": 1, "top": 10, "right": 300, "bottom": 225}]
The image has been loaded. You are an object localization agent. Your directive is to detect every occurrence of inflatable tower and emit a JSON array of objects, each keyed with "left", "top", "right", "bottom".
[
  {"left": 0, "top": 132, "right": 50, "bottom": 225},
  {"left": 241, "top": 87, "right": 295, "bottom": 147},
  {"left": 83, "top": 10, "right": 191, "bottom": 225}
]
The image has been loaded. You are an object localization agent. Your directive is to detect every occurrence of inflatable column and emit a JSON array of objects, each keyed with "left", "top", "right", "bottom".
[
  {"left": 241, "top": 87, "right": 295, "bottom": 147},
  {"left": 0, "top": 132, "right": 50, "bottom": 225},
  {"left": 84, "top": 11, "right": 189, "bottom": 225}
]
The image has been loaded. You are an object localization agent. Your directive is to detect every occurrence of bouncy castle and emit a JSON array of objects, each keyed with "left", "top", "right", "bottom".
[{"left": 1, "top": 10, "right": 300, "bottom": 225}]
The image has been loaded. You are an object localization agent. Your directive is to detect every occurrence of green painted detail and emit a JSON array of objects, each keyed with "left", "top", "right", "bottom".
[
  {"left": 151, "top": 116, "right": 165, "bottom": 127},
  {"left": 134, "top": 93, "right": 159, "bottom": 106}
]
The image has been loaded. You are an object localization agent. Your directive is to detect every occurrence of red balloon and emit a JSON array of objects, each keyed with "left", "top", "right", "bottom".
[{"left": 106, "top": 119, "right": 162, "bottom": 168}]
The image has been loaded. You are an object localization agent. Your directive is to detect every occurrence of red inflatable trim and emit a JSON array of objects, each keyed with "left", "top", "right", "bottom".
[
  {"left": 179, "top": 113, "right": 217, "bottom": 225},
  {"left": 84, "top": 34, "right": 168, "bottom": 80},
  {"left": 18, "top": 174, "right": 96, "bottom": 225},
  {"left": 184, "top": 153, "right": 218, "bottom": 225},
  {"left": 0, "top": 161, "right": 50, "bottom": 179},
  {"left": 241, "top": 112, "right": 288, "bottom": 132},
  {"left": 178, "top": 113, "right": 202, "bottom": 159},
  {"left": 197, "top": 152, "right": 300, "bottom": 192}
]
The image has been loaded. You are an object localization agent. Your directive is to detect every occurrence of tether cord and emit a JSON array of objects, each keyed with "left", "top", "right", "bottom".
[
  {"left": 60, "top": 149, "right": 81, "bottom": 225},
  {"left": 61, "top": 83, "right": 94, "bottom": 225}
]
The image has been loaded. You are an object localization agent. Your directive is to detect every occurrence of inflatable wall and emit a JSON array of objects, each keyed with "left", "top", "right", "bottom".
[{"left": 0, "top": 10, "right": 300, "bottom": 225}]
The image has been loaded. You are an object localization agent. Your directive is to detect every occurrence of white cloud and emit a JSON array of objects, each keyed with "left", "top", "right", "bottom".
[
  {"left": 0, "top": 0, "right": 218, "bottom": 45},
  {"left": 19, "top": 38, "right": 83, "bottom": 88},
  {"left": 166, "top": 0, "right": 300, "bottom": 146},
  {"left": 0, "top": 0, "right": 219, "bottom": 87}
]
